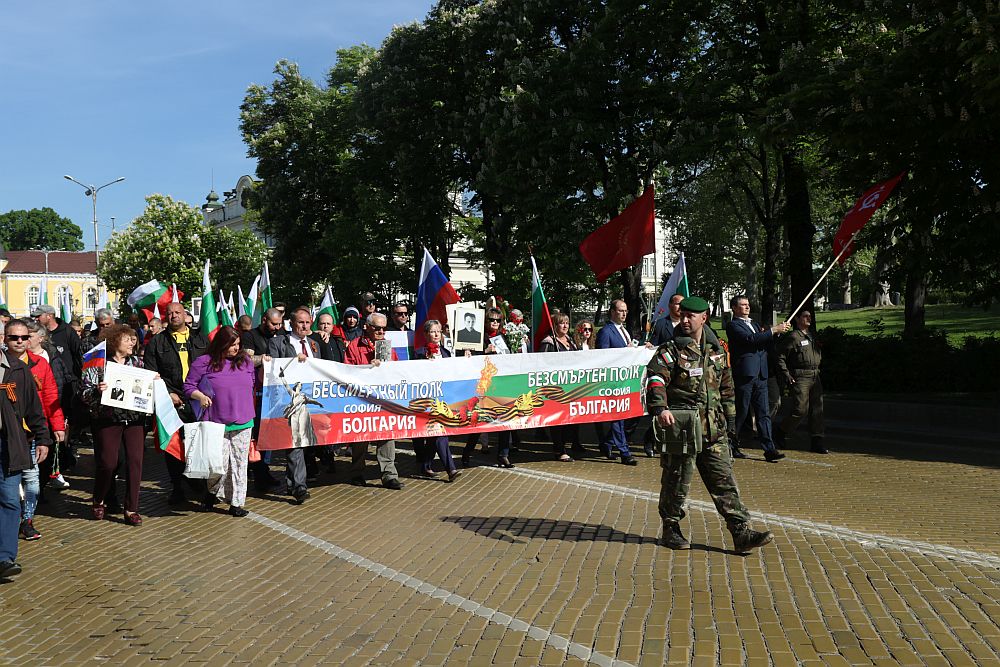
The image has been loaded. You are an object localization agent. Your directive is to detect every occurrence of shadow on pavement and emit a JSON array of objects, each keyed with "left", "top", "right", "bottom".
[{"left": 441, "top": 515, "right": 658, "bottom": 545}]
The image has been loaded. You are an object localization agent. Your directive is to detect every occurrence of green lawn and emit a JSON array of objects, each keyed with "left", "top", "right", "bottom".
[{"left": 816, "top": 303, "right": 1000, "bottom": 345}]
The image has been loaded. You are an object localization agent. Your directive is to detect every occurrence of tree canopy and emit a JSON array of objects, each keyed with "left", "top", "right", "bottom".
[
  {"left": 241, "top": 0, "right": 1000, "bottom": 334},
  {"left": 99, "top": 194, "right": 269, "bottom": 307},
  {"left": 0, "top": 208, "right": 84, "bottom": 251}
]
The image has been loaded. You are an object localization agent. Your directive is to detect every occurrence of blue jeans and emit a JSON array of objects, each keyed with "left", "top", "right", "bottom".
[
  {"left": 21, "top": 443, "right": 39, "bottom": 521},
  {"left": 0, "top": 461, "right": 22, "bottom": 562}
]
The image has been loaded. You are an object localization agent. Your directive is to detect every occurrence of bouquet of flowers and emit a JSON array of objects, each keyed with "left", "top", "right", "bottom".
[{"left": 502, "top": 320, "right": 529, "bottom": 353}]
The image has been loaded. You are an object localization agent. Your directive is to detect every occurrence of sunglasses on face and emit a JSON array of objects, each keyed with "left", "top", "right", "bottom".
[
  {"left": 6, "top": 335, "right": 30, "bottom": 342},
  {"left": 369, "top": 325, "right": 386, "bottom": 331},
  {"left": 580, "top": 327, "right": 593, "bottom": 333},
  {"left": 487, "top": 318, "right": 502, "bottom": 323},
  {"left": 393, "top": 311, "right": 408, "bottom": 317},
  {"left": 364, "top": 300, "right": 376, "bottom": 305}
]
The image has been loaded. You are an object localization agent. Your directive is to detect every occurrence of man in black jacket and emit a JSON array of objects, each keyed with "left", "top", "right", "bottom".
[
  {"left": 240, "top": 308, "right": 285, "bottom": 493},
  {"left": 0, "top": 333, "right": 53, "bottom": 579},
  {"left": 143, "top": 302, "right": 209, "bottom": 504}
]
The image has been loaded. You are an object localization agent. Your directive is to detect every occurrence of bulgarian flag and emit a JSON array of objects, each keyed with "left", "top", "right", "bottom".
[
  {"left": 252, "top": 262, "right": 272, "bottom": 326},
  {"left": 312, "top": 286, "right": 339, "bottom": 331},
  {"left": 237, "top": 285, "right": 248, "bottom": 318},
  {"left": 652, "top": 252, "right": 690, "bottom": 322},
  {"left": 245, "top": 276, "right": 260, "bottom": 323},
  {"left": 171, "top": 283, "right": 180, "bottom": 303},
  {"left": 98, "top": 284, "right": 112, "bottom": 312},
  {"left": 153, "top": 378, "right": 184, "bottom": 460},
  {"left": 0, "top": 282, "right": 6, "bottom": 310},
  {"left": 200, "top": 260, "right": 220, "bottom": 340},
  {"left": 217, "top": 289, "right": 233, "bottom": 327},
  {"left": 39, "top": 275, "right": 49, "bottom": 305},
  {"left": 127, "top": 279, "right": 172, "bottom": 322},
  {"left": 530, "top": 256, "right": 554, "bottom": 352},
  {"left": 59, "top": 290, "right": 72, "bottom": 322}
]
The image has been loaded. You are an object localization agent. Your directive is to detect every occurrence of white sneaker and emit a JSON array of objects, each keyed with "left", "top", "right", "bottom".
[{"left": 49, "top": 474, "right": 70, "bottom": 489}]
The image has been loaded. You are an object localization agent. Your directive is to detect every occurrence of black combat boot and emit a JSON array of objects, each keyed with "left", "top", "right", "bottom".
[
  {"left": 660, "top": 522, "right": 690, "bottom": 550},
  {"left": 731, "top": 524, "right": 773, "bottom": 553},
  {"left": 810, "top": 436, "right": 828, "bottom": 454}
]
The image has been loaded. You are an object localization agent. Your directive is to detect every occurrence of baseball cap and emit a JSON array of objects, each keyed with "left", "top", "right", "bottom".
[{"left": 31, "top": 304, "right": 56, "bottom": 317}]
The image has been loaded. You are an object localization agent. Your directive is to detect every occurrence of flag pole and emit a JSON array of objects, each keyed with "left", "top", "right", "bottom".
[{"left": 786, "top": 227, "right": 862, "bottom": 322}]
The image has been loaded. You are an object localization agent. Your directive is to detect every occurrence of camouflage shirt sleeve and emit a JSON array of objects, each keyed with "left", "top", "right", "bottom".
[
  {"left": 719, "top": 353, "right": 736, "bottom": 419},
  {"left": 645, "top": 344, "right": 674, "bottom": 415}
]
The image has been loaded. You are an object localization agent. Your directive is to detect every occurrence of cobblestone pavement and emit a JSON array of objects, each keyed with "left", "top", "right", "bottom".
[{"left": 1, "top": 429, "right": 999, "bottom": 666}]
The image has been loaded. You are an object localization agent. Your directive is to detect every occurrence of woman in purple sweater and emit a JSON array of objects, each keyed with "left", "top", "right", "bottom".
[{"left": 184, "top": 326, "right": 260, "bottom": 517}]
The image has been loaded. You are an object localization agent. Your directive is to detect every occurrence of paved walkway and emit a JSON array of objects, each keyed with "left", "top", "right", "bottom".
[{"left": 2, "top": 430, "right": 999, "bottom": 666}]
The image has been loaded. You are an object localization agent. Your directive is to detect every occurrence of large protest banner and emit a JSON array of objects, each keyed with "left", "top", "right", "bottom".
[{"left": 257, "top": 348, "right": 654, "bottom": 450}]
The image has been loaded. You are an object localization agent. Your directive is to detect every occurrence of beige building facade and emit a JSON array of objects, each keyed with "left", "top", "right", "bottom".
[{"left": 0, "top": 250, "right": 114, "bottom": 321}]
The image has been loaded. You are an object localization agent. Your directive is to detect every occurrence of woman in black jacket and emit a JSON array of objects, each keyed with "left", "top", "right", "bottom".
[{"left": 413, "top": 320, "right": 462, "bottom": 482}]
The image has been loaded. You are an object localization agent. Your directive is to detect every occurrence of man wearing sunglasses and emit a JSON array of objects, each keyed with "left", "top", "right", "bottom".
[
  {"left": 343, "top": 313, "right": 403, "bottom": 491},
  {"left": 387, "top": 302, "right": 412, "bottom": 333},
  {"left": 0, "top": 320, "right": 53, "bottom": 580},
  {"left": 358, "top": 291, "right": 378, "bottom": 321}
]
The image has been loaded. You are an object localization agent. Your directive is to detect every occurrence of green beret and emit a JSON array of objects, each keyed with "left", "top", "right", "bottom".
[{"left": 679, "top": 296, "right": 710, "bottom": 313}]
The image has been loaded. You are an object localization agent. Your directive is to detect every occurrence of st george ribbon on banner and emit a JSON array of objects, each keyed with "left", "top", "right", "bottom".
[{"left": 257, "top": 348, "right": 655, "bottom": 450}]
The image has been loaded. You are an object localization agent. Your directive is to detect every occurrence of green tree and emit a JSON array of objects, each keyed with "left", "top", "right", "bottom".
[
  {"left": 0, "top": 207, "right": 84, "bottom": 251},
  {"left": 99, "top": 194, "right": 269, "bottom": 306}
]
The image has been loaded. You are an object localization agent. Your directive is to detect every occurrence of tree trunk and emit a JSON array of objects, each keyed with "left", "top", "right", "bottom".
[
  {"left": 903, "top": 227, "right": 931, "bottom": 335},
  {"left": 759, "top": 221, "right": 780, "bottom": 326},
  {"left": 618, "top": 266, "right": 643, "bottom": 336},
  {"left": 781, "top": 149, "right": 815, "bottom": 322},
  {"left": 744, "top": 224, "right": 759, "bottom": 305},
  {"left": 842, "top": 269, "right": 852, "bottom": 305}
]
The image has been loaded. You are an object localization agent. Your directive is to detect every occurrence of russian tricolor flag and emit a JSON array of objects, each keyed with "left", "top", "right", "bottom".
[
  {"left": 82, "top": 341, "right": 106, "bottom": 371},
  {"left": 414, "top": 248, "right": 460, "bottom": 350}
]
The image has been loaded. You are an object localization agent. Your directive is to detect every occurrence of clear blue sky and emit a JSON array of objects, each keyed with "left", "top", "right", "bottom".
[{"left": 0, "top": 1, "right": 432, "bottom": 248}]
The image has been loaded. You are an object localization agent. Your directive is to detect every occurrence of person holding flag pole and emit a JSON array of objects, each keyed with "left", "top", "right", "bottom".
[{"left": 785, "top": 172, "right": 906, "bottom": 323}]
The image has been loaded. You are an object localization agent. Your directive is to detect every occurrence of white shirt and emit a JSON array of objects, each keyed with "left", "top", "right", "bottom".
[{"left": 289, "top": 333, "right": 314, "bottom": 358}]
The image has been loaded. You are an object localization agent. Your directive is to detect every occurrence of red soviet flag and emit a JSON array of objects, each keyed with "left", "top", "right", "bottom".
[
  {"left": 580, "top": 186, "right": 656, "bottom": 283},
  {"left": 834, "top": 172, "right": 906, "bottom": 264}
]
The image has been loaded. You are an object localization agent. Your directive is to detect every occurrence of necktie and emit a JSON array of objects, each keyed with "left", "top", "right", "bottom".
[{"left": 300, "top": 339, "right": 308, "bottom": 356}]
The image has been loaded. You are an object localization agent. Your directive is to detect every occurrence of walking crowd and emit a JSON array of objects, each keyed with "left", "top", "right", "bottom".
[{"left": 0, "top": 290, "right": 827, "bottom": 580}]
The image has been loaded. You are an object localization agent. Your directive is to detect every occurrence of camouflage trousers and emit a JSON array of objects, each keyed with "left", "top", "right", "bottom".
[
  {"left": 780, "top": 370, "right": 824, "bottom": 438},
  {"left": 658, "top": 440, "right": 750, "bottom": 529}
]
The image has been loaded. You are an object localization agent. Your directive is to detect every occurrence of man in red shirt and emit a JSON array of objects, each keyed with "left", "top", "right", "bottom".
[{"left": 343, "top": 313, "right": 402, "bottom": 490}]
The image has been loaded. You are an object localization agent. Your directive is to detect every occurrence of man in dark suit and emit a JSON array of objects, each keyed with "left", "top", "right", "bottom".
[
  {"left": 596, "top": 299, "right": 639, "bottom": 465},
  {"left": 724, "top": 296, "right": 790, "bottom": 461},
  {"left": 268, "top": 307, "right": 338, "bottom": 503},
  {"left": 651, "top": 293, "right": 685, "bottom": 346}
]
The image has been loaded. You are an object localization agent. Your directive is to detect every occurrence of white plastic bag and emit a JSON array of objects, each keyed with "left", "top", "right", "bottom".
[{"left": 183, "top": 421, "right": 226, "bottom": 479}]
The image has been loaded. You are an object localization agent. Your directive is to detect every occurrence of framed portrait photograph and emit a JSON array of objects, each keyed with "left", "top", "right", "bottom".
[
  {"left": 101, "top": 362, "right": 157, "bottom": 415},
  {"left": 452, "top": 307, "right": 486, "bottom": 351}
]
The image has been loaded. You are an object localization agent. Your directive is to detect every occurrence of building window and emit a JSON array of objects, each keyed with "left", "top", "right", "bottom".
[
  {"left": 27, "top": 286, "right": 40, "bottom": 311},
  {"left": 642, "top": 256, "right": 655, "bottom": 279},
  {"left": 86, "top": 287, "right": 99, "bottom": 312}
]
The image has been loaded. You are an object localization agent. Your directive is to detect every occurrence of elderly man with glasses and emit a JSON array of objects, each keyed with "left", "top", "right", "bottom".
[{"left": 343, "top": 312, "right": 403, "bottom": 490}]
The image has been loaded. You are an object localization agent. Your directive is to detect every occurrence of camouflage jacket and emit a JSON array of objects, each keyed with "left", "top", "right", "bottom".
[{"left": 645, "top": 332, "right": 735, "bottom": 445}]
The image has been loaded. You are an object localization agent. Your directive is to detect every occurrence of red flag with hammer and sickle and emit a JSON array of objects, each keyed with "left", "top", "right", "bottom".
[{"left": 834, "top": 172, "right": 906, "bottom": 264}]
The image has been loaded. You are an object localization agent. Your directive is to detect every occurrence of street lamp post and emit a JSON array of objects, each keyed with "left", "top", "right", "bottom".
[{"left": 63, "top": 175, "right": 125, "bottom": 267}]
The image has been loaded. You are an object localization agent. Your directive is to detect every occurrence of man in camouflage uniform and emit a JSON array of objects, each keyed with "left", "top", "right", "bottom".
[
  {"left": 773, "top": 310, "right": 828, "bottom": 454},
  {"left": 646, "top": 296, "right": 773, "bottom": 552}
]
